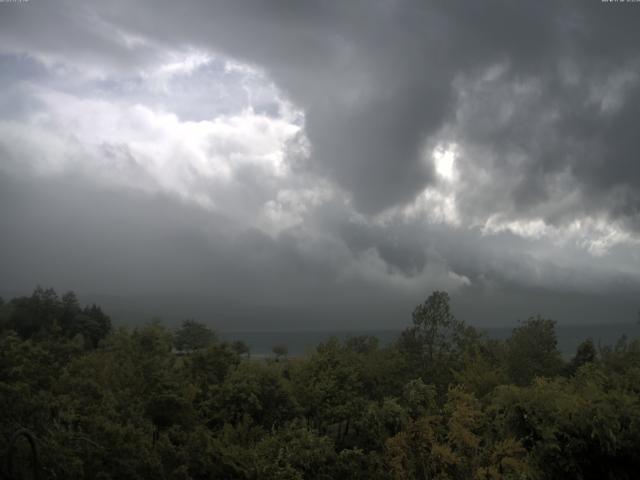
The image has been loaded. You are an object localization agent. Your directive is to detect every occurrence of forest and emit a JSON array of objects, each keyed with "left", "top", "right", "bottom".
[{"left": 1, "top": 287, "right": 640, "bottom": 479}]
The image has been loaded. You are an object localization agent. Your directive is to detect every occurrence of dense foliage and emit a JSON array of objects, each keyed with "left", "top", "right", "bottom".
[{"left": 1, "top": 289, "right": 640, "bottom": 479}]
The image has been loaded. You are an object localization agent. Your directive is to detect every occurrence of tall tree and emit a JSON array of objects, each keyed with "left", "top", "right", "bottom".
[
  {"left": 398, "top": 291, "right": 477, "bottom": 388},
  {"left": 173, "top": 319, "right": 217, "bottom": 351},
  {"left": 506, "top": 316, "right": 564, "bottom": 385}
]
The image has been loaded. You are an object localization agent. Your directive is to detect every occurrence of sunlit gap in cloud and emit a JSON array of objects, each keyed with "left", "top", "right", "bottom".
[
  {"left": 371, "top": 132, "right": 640, "bottom": 263},
  {"left": 384, "top": 142, "right": 462, "bottom": 227},
  {"left": 432, "top": 143, "right": 458, "bottom": 182}
]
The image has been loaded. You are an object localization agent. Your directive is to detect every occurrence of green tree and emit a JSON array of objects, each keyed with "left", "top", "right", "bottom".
[
  {"left": 185, "top": 342, "right": 240, "bottom": 404},
  {"left": 291, "top": 338, "right": 364, "bottom": 437},
  {"left": 491, "top": 371, "right": 640, "bottom": 479},
  {"left": 506, "top": 316, "right": 564, "bottom": 385},
  {"left": 345, "top": 335, "right": 379, "bottom": 354},
  {"left": 9, "top": 287, "right": 61, "bottom": 339},
  {"left": 232, "top": 339, "right": 251, "bottom": 358},
  {"left": 272, "top": 344, "right": 289, "bottom": 361},
  {"left": 386, "top": 413, "right": 456, "bottom": 480},
  {"left": 216, "top": 361, "right": 298, "bottom": 429},
  {"left": 455, "top": 340, "right": 509, "bottom": 398},
  {"left": 253, "top": 420, "right": 336, "bottom": 480},
  {"left": 79, "top": 304, "right": 112, "bottom": 347},
  {"left": 173, "top": 319, "right": 217, "bottom": 351},
  {"left": 569, "top": 338, "right": 597, "bottom": 374},
  {"left": 353, "top": 397, "right": 408, "bottom": 451},
  {"left": 398, "top": 291, "right": 478, "bottom": 389}
]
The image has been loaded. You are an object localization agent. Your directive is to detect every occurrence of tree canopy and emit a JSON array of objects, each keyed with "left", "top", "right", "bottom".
[{"left": 1, "top": 287, "right": 639, "bottom": 479}]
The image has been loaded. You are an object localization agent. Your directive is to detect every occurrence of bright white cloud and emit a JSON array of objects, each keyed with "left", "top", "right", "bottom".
[
  {"left": 432, "top": 143, "right": 458, "bottom": 182},
  {"left": 480, "top": 214, "right": 640, "bottom": 258},
  {"left": 0, "top": 54, "right": 307, "bottom": 216}
]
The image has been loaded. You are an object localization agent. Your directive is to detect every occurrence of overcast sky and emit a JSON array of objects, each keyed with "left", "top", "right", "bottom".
[{"left": 1, "top": 0, "right": 640, "bottom": 329}]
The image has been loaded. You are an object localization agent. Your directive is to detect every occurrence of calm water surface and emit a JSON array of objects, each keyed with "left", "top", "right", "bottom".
[{"left": 220, "top": 323, "right": 640, "bottom": 358}]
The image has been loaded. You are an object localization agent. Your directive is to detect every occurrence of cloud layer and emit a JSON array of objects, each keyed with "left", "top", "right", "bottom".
[{"left": 1, "top": 0, "right": 640, "bottom": 328}]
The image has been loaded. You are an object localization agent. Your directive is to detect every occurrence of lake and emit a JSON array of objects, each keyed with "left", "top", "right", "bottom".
[{"left": 220, "top": 322, "right": 640, "bottom": 358}]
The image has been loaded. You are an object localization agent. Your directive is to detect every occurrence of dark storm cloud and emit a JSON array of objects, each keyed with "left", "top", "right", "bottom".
[
  {"left": 449, "top": 52, "right": 640, "bottom": 231},
  {"left": 78, "top": 0, "right": 640, "bottom": 220},
  {"left": 3, "top": 0, "right": 640, "bottom": 218},
  {"left": 0, "top": 0, "right": 164, "bottom": 71},
  {"left": 2, "top": 0, "right": 640, "bottom": 329}
]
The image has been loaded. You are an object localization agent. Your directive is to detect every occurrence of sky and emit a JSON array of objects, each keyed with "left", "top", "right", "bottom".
[{"left": 1, "top": 0, "right": 640, "bottom": 330}]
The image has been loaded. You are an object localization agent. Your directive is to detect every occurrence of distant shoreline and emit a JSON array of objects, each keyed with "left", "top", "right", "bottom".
[{"left": 220, "top": 322, "right": 640, "bottom": 358}]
